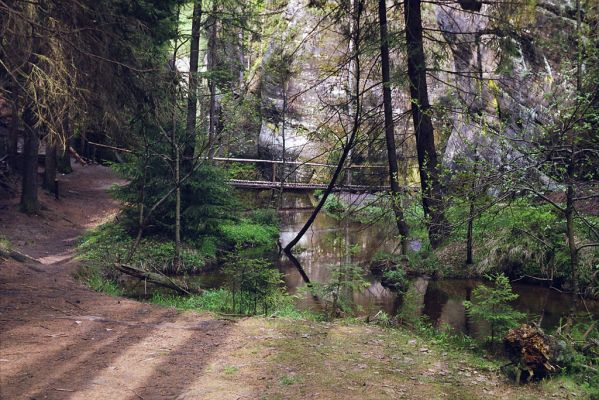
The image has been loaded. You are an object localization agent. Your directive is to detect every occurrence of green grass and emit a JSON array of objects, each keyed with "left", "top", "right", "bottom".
[
  {"left": 0, "top": 235, "right": 11, "bottom": 252},
  {"left": 220, "top": 219, "right": 279, "bottom": 247},
  {"left": 149, "top": 289, "right": 320, "bottom": 320},
  {"left": 87, "top": 273, "right": 123, "bottom": 296},
  {"left": 223, "top": 365, "right": 239, "bottom": 375}
]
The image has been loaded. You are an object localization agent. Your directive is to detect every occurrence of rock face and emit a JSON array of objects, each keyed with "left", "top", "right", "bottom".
[
  {"left": 251, "top": 1, "right": 580, "bottom": 183},
  {"left": 258, "top": 0, "right": 337, "bottom": 181},
  {"left": 436, "top": 2, "right": 577, "bottom": 173}
]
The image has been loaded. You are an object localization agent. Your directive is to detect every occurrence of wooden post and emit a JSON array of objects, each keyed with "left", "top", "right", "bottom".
[
  {"left": 54, "top": 179, "right": 59, "bottom": 200},
  {"left": 272, "top": 163, "right": 277, "bottom": 183}
]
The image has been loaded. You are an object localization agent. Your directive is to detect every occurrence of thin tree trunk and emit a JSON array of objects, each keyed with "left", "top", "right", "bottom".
[
  {"left": 378, "top": 0, "right": 410, "bottom": 254},
  {"left": 43, "top": 139, "right": 57, "bottom": 193},
  {"left": 8, "top": 87, "right": 19, "bottom": 171},
  {"left": 172, "top": 8, "right": 182, "bottom": 273},
  {"left": 184, "top": 0, "right": 202, "bottom": 167},
  {"left": 207, "top": 2, "right": 218, "bottom": 158},
  {"left": 279, "top": 82, "right": 287, "bottom": 208},
  {"left": 565, "top": 179, "right": 578, "bottom": 313},
  {"left": 20, "top": 106, "right": 40, "bottom": 214},
  {"left": 565, "top": 0, "right": 582, "bottom": 316},
  {"left": 57, "top": 141, "right": 73, "bottom": 174},
  {"left": 404, "top": 0, "right": 447, "bottom": 247},
  {"left": 466, "top": 199, "right": 475, "bottom": 264},
  {"left": 126, "top": 144, "right": 149, "bottom": 264}
]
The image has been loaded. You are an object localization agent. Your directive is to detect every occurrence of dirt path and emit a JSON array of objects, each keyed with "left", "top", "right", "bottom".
[
  {"left": 0, "top": 165, "right": 577, "bottom": 400},
  {"left": 0, "top": 165, "right": 231, "bottom": 399}
]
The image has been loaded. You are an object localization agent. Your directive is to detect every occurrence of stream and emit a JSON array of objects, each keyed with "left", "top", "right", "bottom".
[{"left": 273, "top": 193, "right": 599, "bottom": 337}]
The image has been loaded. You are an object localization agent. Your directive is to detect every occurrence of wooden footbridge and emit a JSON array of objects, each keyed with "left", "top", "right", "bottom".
[
  {"left": 211, "top": 156, "right": 393, "bottom": 193},
  {"left": 228, "top": 179, "right": 389, "bottom": 192}
]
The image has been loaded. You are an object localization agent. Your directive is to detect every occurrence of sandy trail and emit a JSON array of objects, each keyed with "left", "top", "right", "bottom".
[{"left": 0, "top": 165, "right": 231, "bottom": 399}]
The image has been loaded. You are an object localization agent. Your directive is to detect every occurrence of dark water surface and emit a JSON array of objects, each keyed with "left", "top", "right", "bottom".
[{"left": 274, "top": 193, "right": 599, "bottom": 336}]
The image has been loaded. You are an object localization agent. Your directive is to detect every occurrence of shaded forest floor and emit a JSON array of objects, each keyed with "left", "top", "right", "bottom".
[{"left": 0, "top": 165, "right": 586, "bottom": 399}]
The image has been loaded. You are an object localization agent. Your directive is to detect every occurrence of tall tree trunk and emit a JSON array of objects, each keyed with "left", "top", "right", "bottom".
[
  {"left": 184, "top": 0, "right": 202, "bottom": 167},
  {"left": 404, "top": 0, "right": 447, "bottom": 247},
  {"left": 43, "top": 139, "right": 57, "bottom": 193},
  {"left": 207, "top": 2, "right": 218, "bottom": 158},
  {"left": 564, "top": 0, "right": 583, "bottom": 317},
  {"left": 378, "top": 0, "right": 410, "bottom": 254},
  {"left": 20, "top": 106, "right": 40, "bottom": 214},
  {"left": 8, "top": 87, "right": 19, "bottom": 171},
  {"left": 565, "top": 178, "right": 578, "bottom": 311},
  {"left": 171, "top": 7, "right": 182, "bottom": 273}
]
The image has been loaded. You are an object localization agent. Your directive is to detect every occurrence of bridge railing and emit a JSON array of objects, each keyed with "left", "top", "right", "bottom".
[{"left": 207, "top": 156, "right": 396, "bottom": 192}]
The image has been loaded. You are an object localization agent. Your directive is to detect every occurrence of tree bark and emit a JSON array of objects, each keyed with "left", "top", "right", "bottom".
[
  {"left": 404, "top": 0, "right": 448, "bottom": 248},
  {"left": 184, "top": 0, "right": 202, "bottom": 167},
  {"left": 207, "top": 1, "right": 218, "bottom": 158},
  {"left": 378, "top": 0, "right": 410, "bottom": 254},
  {"left": 43, "top": 139, "right": 57, "bottom": 193},
  {"left": 20, "top": 105, "right": 40, "bottom": 214},
  {"left": 8, "top": 87, "right": 19, "bottom": 171},
  {"left": 171, "top": 8, "right": 182, "bottom": 273}
]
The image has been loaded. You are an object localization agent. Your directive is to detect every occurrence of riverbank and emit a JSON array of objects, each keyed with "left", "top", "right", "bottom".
[{"left": 0, "top": 165, "right": 595, "bottom": 399}]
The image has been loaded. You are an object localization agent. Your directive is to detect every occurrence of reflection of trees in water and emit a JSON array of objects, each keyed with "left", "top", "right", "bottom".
[
  {"left": 422, "top": 281, "right": 448, "bottom": 326},
  {"left": 277, "top": 194, "right": 599, "bottom": 323}
]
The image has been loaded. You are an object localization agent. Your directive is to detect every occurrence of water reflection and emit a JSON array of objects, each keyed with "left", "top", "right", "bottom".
[{"left": 275, "top": 192, "right": 599, "bottom": 335}]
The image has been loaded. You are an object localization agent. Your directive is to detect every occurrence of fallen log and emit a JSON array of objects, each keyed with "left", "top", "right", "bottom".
[
  {"left": 0, "top": 248, "right": 39, "bottom": 264},
  {"left": 69, "top": 146, "right": 87, "bottom": 166},
  {"left": 114, "top": 263, "right": 203, "bottom": 296}
]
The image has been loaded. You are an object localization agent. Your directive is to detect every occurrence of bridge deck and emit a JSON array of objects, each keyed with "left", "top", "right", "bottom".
[{"left": 228, "top": 179, "right": 388, "bottom": 192}]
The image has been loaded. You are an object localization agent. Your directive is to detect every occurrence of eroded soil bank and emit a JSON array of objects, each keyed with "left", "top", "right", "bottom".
[{"left": 0, "top": 165, "right": 585, "bottom": 399}]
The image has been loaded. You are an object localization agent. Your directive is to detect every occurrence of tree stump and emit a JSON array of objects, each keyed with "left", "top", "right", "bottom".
[{"left": 504, "top": 324, "right": 559, "bottom": 383}]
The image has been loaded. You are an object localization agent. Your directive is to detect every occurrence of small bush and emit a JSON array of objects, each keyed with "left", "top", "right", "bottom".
[
  {"left": 382, "top": 267, "right": 409, "bottom": 292},
  {"left": 88, "top": 273, "right": 123, "bottom": 296},
  {"left": 249, "top": 208, "right": 280, "bottom": 226},
  {"left": 220, "top": 220, "right": 278, "bottom": 248},
  {"left": 463, "top": 273, "right": 525, "bottom": 344},
  {"left": 308, "top": 263, "right": 369, "bottom": 318}
]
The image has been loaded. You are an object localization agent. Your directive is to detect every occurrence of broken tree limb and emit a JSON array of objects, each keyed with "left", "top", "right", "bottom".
[
  {"left": 68, "top": 146, "right": 87, "bottom": 166},
  {"left": 114, "top": 263, "right": 203, "bottom": 295},
  {"left": 0, "top": 248, "right": 39, "bottom": 263}
]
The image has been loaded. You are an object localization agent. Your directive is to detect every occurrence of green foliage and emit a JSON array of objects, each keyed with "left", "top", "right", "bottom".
[
  {"left": 279, "top": 375, "right": 298, "bottom": 385},
  {"left": 308, "top": 263, "right": 369, "bottom": 318},
  {"left": 0, "top": 235, "right": 11, "bottom": 252},
  {"left": 78, "top": 222, "right": 211, "bottom": 274},
  {"left": 382, "top": 267, "right": 409, "bottom": 291},
  {"left": 224, "top": 161, "right": 261, "bottom": 180},
  {"left": 554, "top": 320, "right": 599, "bottom": 394},
  {"left": 87, "top": 273, "right": 123, "bottom": 297},
  {"left": 249, "top": 208, "right": 280, "bottom": 227},
  {"left": 220, "top": 220, "right": 279, "bottom": 248},
  {"left": 151, "top": 289, "right": 231, "bottom": 313},
  {"left": 322, "top": 194, "right": 346, "bottom": 218},
  {"left": 112, "top": 160, "right": 236, "bottom": 239},
  {"left": 224, "top": 253, "right": 287, "bottom": 315},
  {"left": 463, "top": 273, "right": 525, "bottom": 343}
]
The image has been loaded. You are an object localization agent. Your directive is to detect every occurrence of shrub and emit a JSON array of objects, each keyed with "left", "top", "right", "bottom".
[
  {"left": 382, "top": 267, "right": 409, "bottom": 292},
  {"left": 224, "top": 253, "right": 287, "bottom": 315},
  {"left": 220, "top": 220, "right": 278, "bottom": 248},
  {"left": 463, "top": 273, "right": 525, "bottom": 344},
  {"left": 112, "top": 161, "right": 236, "bottom": 239},
  {"left": 308, "top": 263, "right": 369, "bottom": 318}
]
